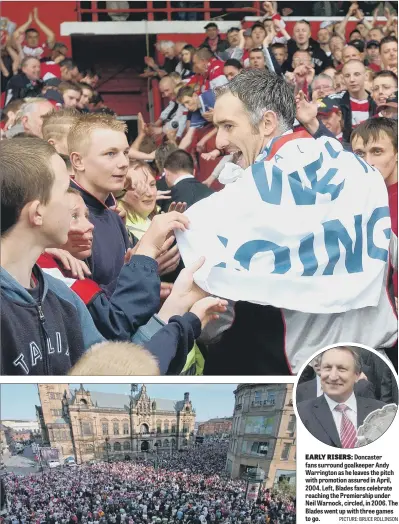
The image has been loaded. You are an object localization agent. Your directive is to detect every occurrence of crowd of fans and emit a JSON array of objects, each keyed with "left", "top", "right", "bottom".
[
  {"left": 1, "top": 444, "right": 296, "bottom": 523},
  {"left": 0, "top": 1, "right": 398, "bottom": 376}
]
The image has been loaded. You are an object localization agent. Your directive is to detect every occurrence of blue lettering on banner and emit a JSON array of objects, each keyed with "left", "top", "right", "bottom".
[
  {"left": 324, "top": 141, "right": 341, "bottom": 159},
  {"left": 213, "top": 209, "right": 390, "bottom": 275},
  {"left": 251, "top": 162, "right": 282, "bottom": 205},
  {"left": 234, "top": 240, "right": 291, "bottom": 274},
  {"left": 367, "top": 207, "right": 391, "bottom": 261},
  {"left": 323, "top": 215, "right": 363, "bottom": 275},
  {"left": 288, "top": 153, "right": 345, "bottom": 205},
  {"left": 298, "top": 233, "right": 318, "bottom": 276}
]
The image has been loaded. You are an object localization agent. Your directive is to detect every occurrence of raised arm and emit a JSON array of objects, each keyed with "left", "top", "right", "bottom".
[
  {"left": 335, "top": 2, "right": 358, "bottom": 40},
  {"left": 33, "top": 7, "right": 55, "bottom": 48},
  {"left": 12, "top": 11, "right": 33, "bottom": 45},
  {"left": 6, "top": 43, "right": 22, "bottom": 74},
  {"left": 179, "top": 127, "right": 196, "bottom": 151}
]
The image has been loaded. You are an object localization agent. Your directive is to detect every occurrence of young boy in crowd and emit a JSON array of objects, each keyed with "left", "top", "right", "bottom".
[
  {"left": 68, "top": 113, "right": 134, "bottom": 294},
  {"left": 0, "top": 138, "right": 227, "bottom": 375}
]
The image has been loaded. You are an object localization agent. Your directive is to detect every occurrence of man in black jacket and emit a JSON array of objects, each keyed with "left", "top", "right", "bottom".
[
  {"left": 164, "top": 149, "right": 214, "bottom": 209},
  {"left": 5, "top": 56, "right": 43, "bottom": 105},
  {"left": 284, "top": 20, "right": 332, "bottom": 75},
  {"left": 201, "top": 23, "right": 229, "bottom": 56},
  {"left": 323, "top": 60, "right": 377, "bottom": 143}
]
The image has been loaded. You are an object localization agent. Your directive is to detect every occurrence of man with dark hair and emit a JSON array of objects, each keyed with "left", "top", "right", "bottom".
[
  {"left": 4, "top": 56, "right": 43, "bottom": 104},
  {"left": 59, "top": 59, "right": 80, "bottom": 82},
  {"left": 81, "top": 68, "right": 100, "bottom": 88},
  {"left": 177, "top": 69, "right": 396, "bottom": 375},
  {"left": 365, "top": 40, "right": 381, "bottom": 72},
  {"left": 12, "top": 7, "right": 55, "bottom": 59},
  {"left": 58, "top": 81, "right": 82, "bottom": 109},
  {"left": 201, "top": 22, "right": 229, "bottom": 55},
  {"left": 164, "top": 149, "right": 214, "bottom": 208},
  {"left": 380, "top": 35, "right": 398, "bottom": 73},
  {"left": 351, "top": 118, "right": 398, "bottom": 235},
  {"left": 371, "top": 70, "right": 398, "bottom": 108},
  {"left": 249, "top": 48, "right": 267, "bottom": 70},
  {"left": 297, "top": 347, "right": 387, "bottom": 448},
  {"left": 77, "top": 82, "right": 94, "bottom": 111},
  {"left": 223, "top": 59, "right": 243, "bottom": 82}
]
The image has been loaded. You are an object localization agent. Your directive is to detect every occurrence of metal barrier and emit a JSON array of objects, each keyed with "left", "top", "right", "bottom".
[{"left": 76, "top": 1, "right": 262, "bottom": 22}]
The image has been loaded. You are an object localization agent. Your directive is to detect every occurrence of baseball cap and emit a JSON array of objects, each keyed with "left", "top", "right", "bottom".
[
  {"left": 366, "top": 40, "right": 380, "bottom": 49},
  {"left": 317, "top": 97, "right": 341, "bottom": 115},
  {"left": 376, "top": 91, "right": 398, "bottom": 112},
  {"left": 204, "top": 22, "right": 218, "bottom": 30},
  {"left": 349, "top": 39, "right": 365, "bottom": 53},
  {"left": 43, "top": 89, "right": 64, "bottom": 108}
]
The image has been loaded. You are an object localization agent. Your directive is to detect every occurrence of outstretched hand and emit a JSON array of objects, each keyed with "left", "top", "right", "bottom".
[
  {"left": 135, "top": 211, "right": 189, "bottom": 260},
  {"left": 190, "top": 296, "right": 228, "bottom": 329},
  {"left": 295, "top": 90, "right": 318, "bottom": 125}
]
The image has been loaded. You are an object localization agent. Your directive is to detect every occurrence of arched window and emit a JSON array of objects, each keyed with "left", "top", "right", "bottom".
[
  {"left": 183, "top": 438, "right": 188, "bottom": 446},
  {"left": 101, "top": 420, "right": 109, "bottom": 436},
  {"left": 123, "top": 440, "right": 130, "bottom": 450},
  {"left": 171, "top": 422, "right": 176, "bottom": 433},
  {"left": 183, "top": 424, "right": 189, "bottom": 434},
  {"left": 140, "top": 423, "right": 149, "bottom": 434},
  {"left": 123, "top": 421, "right": 129, "bottom": 435},
  {"left": 114, "top": 442, "right": 121, "bottom": 452},
  {"left": 164, "top": 439, "right": 169, "bottom": 447},
  {"left": 171, "top": 438, "right": 176, "bottom": 448},
  {"left": 163, "top": 421, "right": 169, "bottom": 434},
  {"left": 156, "top": 440, "right": 162, "bottom": 448},
  {"left": 156, "top": 419, "right": 162, "bottom": 433},
  {"left": 113, "top": 421, "right": 119, "bottom": 435}
]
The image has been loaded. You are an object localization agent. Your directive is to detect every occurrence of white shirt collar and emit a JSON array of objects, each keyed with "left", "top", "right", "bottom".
[
  {"left": 324, "top": 391, "right": 357, "bottom": 414},
  {"left": 173, "top": 174, "right": 194, "bottom": 186},
  {"left": 255, "top": 130, "right": 294, "bottom": 164}
]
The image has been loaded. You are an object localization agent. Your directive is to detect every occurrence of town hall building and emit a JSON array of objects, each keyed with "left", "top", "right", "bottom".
[{"left": 36, "top": 384, "right": 196, "bottom": 463}]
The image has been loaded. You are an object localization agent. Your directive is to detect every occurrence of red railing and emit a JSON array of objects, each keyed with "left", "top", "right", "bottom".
[{"left": 76, "top": 1, "right": 262, "bottom": 22}]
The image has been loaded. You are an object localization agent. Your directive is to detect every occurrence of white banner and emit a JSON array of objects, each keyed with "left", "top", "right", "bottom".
[{"left": 176, "top": 135, "right": 391, "bottom": 314}]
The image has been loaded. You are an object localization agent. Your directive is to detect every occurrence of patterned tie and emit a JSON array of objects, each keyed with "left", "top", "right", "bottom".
[{"left": 335, "top": 403, "right": 357, "bottom": 448}]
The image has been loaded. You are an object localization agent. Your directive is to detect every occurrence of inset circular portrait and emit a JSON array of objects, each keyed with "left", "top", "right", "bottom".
[{"left": 295, "top": 344, "right": 398, "bottom": 448}]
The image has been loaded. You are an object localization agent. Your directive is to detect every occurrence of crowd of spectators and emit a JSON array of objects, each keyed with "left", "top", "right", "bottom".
[
  {"left": 0, "top": 1, "right": 398, "bottom": 376},
  {"left": 1, "top": 444, "right": 296, "bottom": 523}
]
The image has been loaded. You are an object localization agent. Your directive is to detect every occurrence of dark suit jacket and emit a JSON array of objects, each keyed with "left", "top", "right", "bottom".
[
  {"left": 170, "top": 177, "right": 214, "bottom": 209},
  {"left": 296, "top": 377, "right": 376, "bottom": 403},
  {"left": 298, "top": 395, "right": 386, "bottom": 447}
]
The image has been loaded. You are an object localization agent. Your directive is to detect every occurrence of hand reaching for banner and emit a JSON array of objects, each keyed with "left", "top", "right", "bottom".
[
  {"left": 157, "top": 256, "right": 227, "bottom": 325},
  {"left": 134, "top": 211, "right": 189, "bottom": 260},
  {"left": 190, "top": 296, "right": 228, "bottom": 330}
]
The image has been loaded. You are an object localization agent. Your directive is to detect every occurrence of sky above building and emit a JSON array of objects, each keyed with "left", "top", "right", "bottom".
[{"left": 1, "top": 384, "right": 239, "bottom": 422}]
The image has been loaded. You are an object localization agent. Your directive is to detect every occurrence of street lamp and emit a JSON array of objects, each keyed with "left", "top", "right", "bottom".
[{"left": 105, "top": 436, "right": 110, "bottom": 471}]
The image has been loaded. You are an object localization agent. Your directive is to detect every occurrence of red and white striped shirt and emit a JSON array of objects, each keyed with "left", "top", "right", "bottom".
[{"left": 350, "top": 97, "right": 370, "bottom": 127}]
